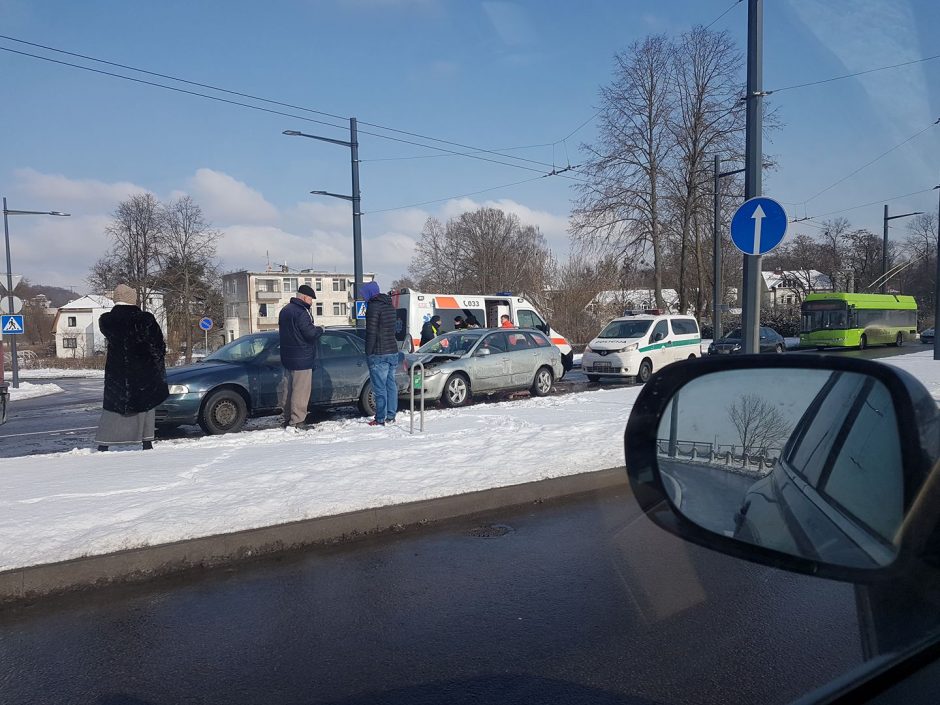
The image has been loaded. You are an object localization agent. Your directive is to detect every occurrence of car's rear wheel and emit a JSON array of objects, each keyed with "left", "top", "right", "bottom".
[
  {"left": 531, "top": 366, "right": 554, "bottom": 397},
  {"left": 199, "top": 389, "right": 248, "bottom": 435},
  {"left": 587, "top": 374, "right": 601, "bottom": 384},
  {"left": 637, "top": 358, "right": 653, "bottom": 384},
  {"left": 442, "top": 373, "right": 470, "bottom": 408},
  {"left": 688, "top": 354, "right": 697, "bottom": 360},
  {"left": 775, "top": 344, "right": 784, "bottom": 353},
  {"left": 859, "top": 334, "right": 868, "bottom": 351},
  {"left": 895, "top": 332, "right": 904, "bottom": 347},
  {"left": 357, "top": 380, "right": 376, "bottom": 416}
]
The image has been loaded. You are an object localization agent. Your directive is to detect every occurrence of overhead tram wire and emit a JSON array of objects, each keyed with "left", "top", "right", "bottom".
[
  {"left": 0, "top": 33, "right": 589, "bottom": 178},
  {"left": 797, "top": 187, "right": 936, "bottom": 221},
  {"left": 800, "top": 118, "right": 940, "bottom": 204},
  {"left": 705, "top": 0, "right": 744, "bottom": 30},
  {"left": 0, "top": 45, "right": 585, "bottom": 179},
  {"left": 765, "top": 54, "right": 940, "bottom": 95}
]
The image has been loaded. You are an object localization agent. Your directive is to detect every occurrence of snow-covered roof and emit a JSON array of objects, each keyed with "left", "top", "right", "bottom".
[
  {"left": 761, "top": 270, "right": 832, "bottom": 291},
  {"left": 59, "top": 295, "right": 114, "bottom": 310}
]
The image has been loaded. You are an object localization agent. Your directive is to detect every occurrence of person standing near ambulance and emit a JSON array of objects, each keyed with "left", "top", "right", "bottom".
[{"left": 362, "top": 281, "right": 400, "bottom": 426}]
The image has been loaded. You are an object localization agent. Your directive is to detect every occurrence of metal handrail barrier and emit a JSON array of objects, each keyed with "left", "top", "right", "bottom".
[{"left": 409, "top": 360, "right": 425, "bottom": 434}]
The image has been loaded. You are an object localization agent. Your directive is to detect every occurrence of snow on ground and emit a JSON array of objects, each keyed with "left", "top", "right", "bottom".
[
  {"left": 18, "top": 368, "right": 105, "bottom": 379},
  {"left": 881, "top": 349, "right": 940, "bottom": 402},
  {"left": 0, "top": 385, "right": 643, "bottom": 571},
  {"left": 6, "top": 381, "right": 64, "bottom": 401}
]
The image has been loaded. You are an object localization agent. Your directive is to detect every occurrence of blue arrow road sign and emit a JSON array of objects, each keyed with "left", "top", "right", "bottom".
[
  {"left": 198, "top": 317, "right": 213, "bottom": 331},
  {"left": 355, "top": 300, "right": 367, "bottom": 320},
  {"left": 730, "top": 197, "right": 788, "bottom": 256},
  {"left": 1, "top": 314, "right": 24, "bottom": 335}
]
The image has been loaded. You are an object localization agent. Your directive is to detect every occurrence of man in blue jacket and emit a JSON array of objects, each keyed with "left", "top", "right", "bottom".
[{"left": 278, "top": 284, "right": 324, "bottom": 428}]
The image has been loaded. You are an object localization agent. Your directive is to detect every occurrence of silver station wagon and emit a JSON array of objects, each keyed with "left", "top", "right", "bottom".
[{"left": 400, "top": 328, "right": 564, "bottom": 407}]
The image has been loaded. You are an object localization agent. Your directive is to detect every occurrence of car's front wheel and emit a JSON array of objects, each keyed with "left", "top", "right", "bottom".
[
  {"left": 530, "top": 366, "right": 554, "bottom": 397},
  {"left": 859, "top": 334, "right": 868, "bottom": 351},
  {"left": 199, "top": 388, "right": 248, "bottom": 435},
  {"left": 637, "top": 358, "right": 653, "bottom": 384},
  {"left": 775, "top": 344, "right": 784, "bottom": 353},
  {"left": 357, "top": 380, "right": 376, "bottom": 416},
  {"left": 895, "top": 333, "right": 904, "bottom": 347},
  {"left": 442, "top": 373, "right": 470, "bottom": 408}
]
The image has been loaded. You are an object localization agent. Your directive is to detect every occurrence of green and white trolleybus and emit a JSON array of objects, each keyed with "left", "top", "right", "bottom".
[{"left": 799, "top": 293, "right": 918, "bottom": 350}]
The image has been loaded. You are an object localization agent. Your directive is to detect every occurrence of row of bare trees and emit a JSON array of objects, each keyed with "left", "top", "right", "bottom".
[{"left": 89, "top": 193, "right": 223, "bottom": 363}]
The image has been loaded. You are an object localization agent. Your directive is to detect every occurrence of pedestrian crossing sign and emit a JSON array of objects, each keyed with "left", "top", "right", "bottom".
[
  {"left": 1, "top": 314, "right": 24, "bottom": 335},
  {"left": 355, "top": 300, "right": 367, "bottom": 320}
]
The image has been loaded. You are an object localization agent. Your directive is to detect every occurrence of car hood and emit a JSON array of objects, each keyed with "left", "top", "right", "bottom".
[
  {"left": 713, "top": 338, "right": 743, "bottom": 346},
  {"left": 403, "top": 352, "right": 464, "bottom": 370},
  {"left": 588, "top": 338, "right": 643, "bottom": 351},
  {"left": 166, "top": 361, "right": 244, "bottom": 384}
]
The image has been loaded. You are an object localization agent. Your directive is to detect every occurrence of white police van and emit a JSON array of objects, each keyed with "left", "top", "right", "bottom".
[{"left": 581, "top": 310, "right": 701, "bottom": 383}]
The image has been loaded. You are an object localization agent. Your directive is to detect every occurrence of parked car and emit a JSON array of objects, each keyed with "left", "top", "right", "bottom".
[
  {"left": 581, "top": 312, "right": 701, "bottom": 384},
  {"left": 707, "top": 326, "right": 785, "bottom": 355},
  {"left": 921, "top": 328, "right": 935, "bottom": 344},
  {"left": 401, "top": 328, "right": 563, "bottom": 407},
  {"left": 0, "top": 379, "right": 7, "bottom": 425},
  {"left": 155, "top": 330, "right": 376, "bottom": 434}
]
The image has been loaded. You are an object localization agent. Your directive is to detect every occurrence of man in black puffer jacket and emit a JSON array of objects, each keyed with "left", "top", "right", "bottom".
[
  {"left": 278, "top": 284, "right": 324, "bottom": 428},
  {"left": 362, "top": 281, "right": 400, "bottom": 426}
]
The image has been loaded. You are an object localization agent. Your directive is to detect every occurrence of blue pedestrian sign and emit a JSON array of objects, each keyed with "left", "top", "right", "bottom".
[
  {"left": 1, "top": 314, "right": 24, "bottom": 335},
  {"left": 198, "top": 317, "right": 213, "bottom": 331},
  {"left": 355, "top": 300, "right": 367, "bottom": 320},
  {"left": 730, "top": 197, "right": 788, "bottom": 256}
]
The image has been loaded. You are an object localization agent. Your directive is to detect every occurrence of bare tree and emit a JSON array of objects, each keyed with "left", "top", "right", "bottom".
[
  {"left": 727, "top": 394, "right": 791, "bottom": 455},
  {"left": 88, "top": 193, "right": 164, "bottom": 309},
  {"left": 159, "top": 196, "right": 221, "bottom": 363},
  {"left": 572, "top": 35, "right": 675, "bottom": 309}
]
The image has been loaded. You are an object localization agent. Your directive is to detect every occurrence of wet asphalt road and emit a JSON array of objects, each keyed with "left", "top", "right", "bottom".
[
  {"left": 0, "top": 343, "right": 928, "bottom": 459},
  {"left": 0, "top": 486, "right": 864, "bottom": 705}
]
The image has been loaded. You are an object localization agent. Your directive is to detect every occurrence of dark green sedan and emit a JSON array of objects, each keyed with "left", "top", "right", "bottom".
[{"left": 156, "top": 329, "right": 376, "bottom": 435}]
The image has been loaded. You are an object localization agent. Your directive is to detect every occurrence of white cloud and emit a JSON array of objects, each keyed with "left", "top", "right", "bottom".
[
  {"left": 287, "top": 200, "right": 354, "bottom": 232},
  {"left": 7, "top": 214, "right": 111, "bottom": 290},
  {"left": 439, "top": 196, "right": 570, "bottom": 250},
  {"left": 14, "top": 168, "right": 148, "bottom": 212},
  {"left": 381, "top": 208, "right": 431, "bottom": 234},
  {"left": 187, "top": 168, "right": 279, "bottom": 225}
]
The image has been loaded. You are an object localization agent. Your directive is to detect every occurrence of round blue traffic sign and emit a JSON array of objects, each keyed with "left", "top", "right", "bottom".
[
  {"left": 730, "top": 197, "right": 788, "bottom": 256},
  {"left": 198, "top": 317, "right": 213, "bottom": 331}
]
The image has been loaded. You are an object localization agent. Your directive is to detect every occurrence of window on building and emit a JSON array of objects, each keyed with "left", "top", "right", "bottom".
[
  {"left": 63, "top": 338, "right": 77, "bottom": 349},
  {"left": 786, "top": 296, "right": 794, "bottom": 304},
  {"left": 316, "top": 303, "right": 323, "bottom": 316},
  {"left": 226, "top": 303, "right": 240, "bottom": 318},
  {"left": 304, "top": 278, "right": 312, "bottom": 286},
  {"left": 257, "top": 279, "right": 279, "bottom": 293},
  {"left": 315, "top": 278, "right": 322, "bottom": 292},
  {"left": 283, "top": 277, "right": 299, "bottom": 294},
  {"left": 333, "top": 278, "right": 347, "bottom": 292},
  {"left": 333, "top": 302, "right": 348, "bottom": 316},
  {"left": 67, "top": 316, "right": 77, "bottom": 327},
  {"left": 258, "top": 304, "right": 268, "bottom": 318}
]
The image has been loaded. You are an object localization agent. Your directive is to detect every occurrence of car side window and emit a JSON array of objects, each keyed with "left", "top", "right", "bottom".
[
  {"left": 526, "top": 332, "right": 551, "bottom": 347},
  {"left": 650, "top": 320, "right": 668, "bottom": 343},
  {"left": 319, "top": 333, "right": 359, "bottom": 358},
  {"left": 820, "top": 380, "right": 904, "bottom": 541},
  {"left": 507, "top": 332, "right": 530, "bottom": 349},
  {"left": 481, "top": 332, "right": 509, "bottom": 353},
  {"left": 517, "top": 309, "right": 545, "bottom": 330},
  {"left": 262, "top": 344, "right": 282, "bottom": 366}
]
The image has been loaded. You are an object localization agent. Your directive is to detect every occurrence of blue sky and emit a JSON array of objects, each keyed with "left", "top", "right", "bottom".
[{"left": 1, "top": 0, "right": 938, "bottom": 290}]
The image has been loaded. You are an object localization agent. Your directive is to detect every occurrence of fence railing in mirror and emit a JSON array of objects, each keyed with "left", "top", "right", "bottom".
[{"left": 656, "top": 438, "right": 782, "bottom": 473}]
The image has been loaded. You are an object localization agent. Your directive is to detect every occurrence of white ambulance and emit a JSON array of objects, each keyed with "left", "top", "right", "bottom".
[
  {"left": 581, "top": 310, "right": 701, "bottom": 384},
  {"left": 389, "top": 288, "right": 574, "bottom": 371}
]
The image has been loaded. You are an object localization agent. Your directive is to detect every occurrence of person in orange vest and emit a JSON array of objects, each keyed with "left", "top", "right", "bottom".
[{"left": 500, "top": 314, "right": 515, "bottom": 328}]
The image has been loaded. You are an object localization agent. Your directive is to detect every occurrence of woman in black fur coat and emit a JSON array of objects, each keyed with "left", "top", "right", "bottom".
[{"left": 95, "top": 284, "right": 169, "bottom": 451}]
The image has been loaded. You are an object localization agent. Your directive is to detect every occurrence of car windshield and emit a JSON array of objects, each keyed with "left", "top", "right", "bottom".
[
  {"left": 6, "top": 3, "right": 940, "bottom": 704},
  {"left": 598, "top": 320, "right": 652, "bottom": 339},
  {"left": 204, "top": 335, "right": 270, "bottom": 362},
  {"left": 418, "top": 331, "right": 482, "bottom": 355}
]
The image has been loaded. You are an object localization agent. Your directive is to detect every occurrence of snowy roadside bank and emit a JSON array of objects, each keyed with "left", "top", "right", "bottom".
[
  {"left": 7, "top": 382, "right": 64, "bottom": 401},
  {"left": 19, "top": 368, "right": 105, "bottom": 380},
  {"left": 0, "top": 385, "right": 642, "bottom": 572}
]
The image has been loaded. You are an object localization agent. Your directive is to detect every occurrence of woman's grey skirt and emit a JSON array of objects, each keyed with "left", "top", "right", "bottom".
[{"left": 95, "top": 408, "right": 156, "bottom": 445}]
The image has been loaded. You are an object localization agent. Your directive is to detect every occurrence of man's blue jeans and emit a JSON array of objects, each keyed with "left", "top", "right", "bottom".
[{"left": 367, "top": 353, "right": 400, "bottom": 422}]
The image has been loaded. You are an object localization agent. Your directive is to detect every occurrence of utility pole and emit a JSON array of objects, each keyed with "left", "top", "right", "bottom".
[
  {"left": 933, "top": 182, "right": 940, "bottom": 361},
  {"left": 882, "top": 205, "right": 924, "bottom": 294},
  {"left": 741, "top": 0, "right": 764, "bottom": 354},
  {"left": 713, "top": 156, "right": 746, "bottom": 340}
]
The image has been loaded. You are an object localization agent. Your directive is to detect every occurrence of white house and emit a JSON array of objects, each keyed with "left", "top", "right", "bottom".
[
  {"left": 52, "top": 292, "right": 168, "bottom": 359},
  {"left": 761, "top": 269, "right": 833, "bottom": 308},
  {"left": 585, "top": 289, "right": 682, "bottom": 317}
]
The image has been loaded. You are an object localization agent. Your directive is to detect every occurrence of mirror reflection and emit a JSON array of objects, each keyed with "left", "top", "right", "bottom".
[{"left": 657, "top": 369, "right": 904, "bottom": 569}]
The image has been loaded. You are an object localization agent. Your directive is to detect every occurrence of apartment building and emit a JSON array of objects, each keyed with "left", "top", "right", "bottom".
[{"left": 221, "top": 269, "right": 376, "bottom": 341}]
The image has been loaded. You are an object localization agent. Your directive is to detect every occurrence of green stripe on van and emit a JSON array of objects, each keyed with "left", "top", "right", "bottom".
[{"left": 639, "top": 338, "right": 701, "bottom": 353}]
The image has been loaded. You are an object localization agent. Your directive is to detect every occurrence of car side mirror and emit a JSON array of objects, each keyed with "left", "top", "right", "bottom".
[
  {"left": 653, "top": 332, "right": 664, "bottom": 343},
  {"left": 624, "top": 354, "right": 940, "bottom": 583},
  {"left": 475, "top": 348, "right": 491, "bottom": 356}
]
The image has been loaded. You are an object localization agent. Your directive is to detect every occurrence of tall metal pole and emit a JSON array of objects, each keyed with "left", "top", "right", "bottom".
[
  {"left": 933, "top": 183, "right": 940, "bottom": 361},
  {"left": 882, "top": 204, "right": 889, "bottom": 295},
  {"left": 713, "top": 155, "right": 722, "bottom": 341},
  {"left": 350, "top": 117, "right": 364, "bottom": 329},
  {"left": 741, "top": 0, "right": 763, "bottom": 354},
  {"left": 2, "top": 197, "right": 18, "bottom": 389}
]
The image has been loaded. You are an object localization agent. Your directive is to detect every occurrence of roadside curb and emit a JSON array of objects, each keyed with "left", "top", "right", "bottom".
[{"left": 0, "top": 467, "right": 629, "bottom": 605}]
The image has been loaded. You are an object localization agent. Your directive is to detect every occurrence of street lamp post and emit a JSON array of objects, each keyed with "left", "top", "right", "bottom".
[
  {"left": 713, "top": 156, "right": 746, "bottom": 340},
  {"left": 284, "top": 117, "right": 364, "bottom": 328},
  {"left": 2, "top": 197, "right": 70, "bottom": 387},
  {"left": 882, "top": 205, "right": 924, "bottom": 294}
]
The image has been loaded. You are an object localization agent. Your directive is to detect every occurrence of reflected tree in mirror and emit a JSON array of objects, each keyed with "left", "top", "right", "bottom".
[{"left": 656, "top": 369, "right": 904, "bottom": 570}]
